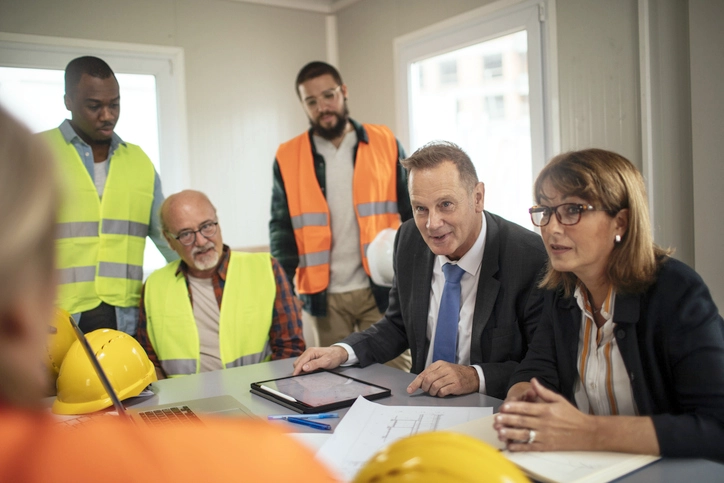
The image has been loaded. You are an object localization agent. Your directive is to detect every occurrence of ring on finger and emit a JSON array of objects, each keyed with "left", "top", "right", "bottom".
[{"left": 527, "top": 429, "right": 536, "bottom": 444}]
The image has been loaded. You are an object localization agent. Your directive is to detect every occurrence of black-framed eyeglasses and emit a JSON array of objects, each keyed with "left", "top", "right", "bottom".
[
  {"left": 528, "top": 203, "right": 597, "bottom": 227},
  {"left": 303, "top": 85, "right": 342, "bottom": 110},
  {"left": 171, "top": 221, "right": 218, "bottom": 246}
]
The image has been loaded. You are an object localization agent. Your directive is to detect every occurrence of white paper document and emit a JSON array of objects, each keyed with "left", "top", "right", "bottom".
[
  {"left": 317, "top": 396, "right": 494, "bottom": 482},
  {"left": 447, "top": 415, "right": 660, "bottom": 483}
]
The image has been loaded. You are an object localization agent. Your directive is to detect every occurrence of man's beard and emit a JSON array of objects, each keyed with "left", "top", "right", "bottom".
[
  {"left": 191, "top": 243, "right": 220, "bottom": 271},
  {"left": 310, "top": 102, "right": 350, "bottom": 141}
]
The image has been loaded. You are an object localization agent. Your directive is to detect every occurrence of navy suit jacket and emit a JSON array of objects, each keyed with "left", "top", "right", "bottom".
[
  {"left": 509, "top": 257, "right": 724, "bottom": 460},
  {"left": 343, "top": 211, "right": 547, "bottom": 399}
]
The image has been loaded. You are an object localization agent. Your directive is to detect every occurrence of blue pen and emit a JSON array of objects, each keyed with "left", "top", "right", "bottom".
[
  {"left": 286, "top": 417, "right": 332, "bottom": 431},
  {"left": 267, "top": 413, "right": 339, "bottom": 421}
]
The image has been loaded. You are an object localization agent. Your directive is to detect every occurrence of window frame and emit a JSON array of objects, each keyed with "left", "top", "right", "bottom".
[
  {"left": 0, "top": 32, "right": 189, "bottom": 194},
  {"left": 393, "top": 0, "right": 560, "bottom": 173}
]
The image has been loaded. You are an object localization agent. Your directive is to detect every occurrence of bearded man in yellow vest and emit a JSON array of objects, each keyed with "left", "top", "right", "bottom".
[
  {"left": 41, "top": 56, "right": 177, "bottom": 336},
  {"left": 137, "top": 190, "right": 305, "bottom": 379},
  {"left": 270, "top": 61, "right": 412, "bottom": 371}
]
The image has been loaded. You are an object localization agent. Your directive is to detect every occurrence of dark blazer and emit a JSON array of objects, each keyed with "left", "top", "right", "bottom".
[
  {"left": 344, "top": 211, "right": 547, "bottom": 399},
  {"left": 508, "top": 257, "right": 724, "bottom": 460}
]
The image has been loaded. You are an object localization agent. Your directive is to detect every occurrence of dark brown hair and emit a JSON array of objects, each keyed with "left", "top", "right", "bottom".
[{"left": 295, "top": 61, "right": 343, "bottom": 98}]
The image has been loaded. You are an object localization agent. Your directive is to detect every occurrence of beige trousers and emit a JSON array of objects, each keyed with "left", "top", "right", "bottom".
[{"left": 303, "top": 287, "right": 412, "bottom": 372}]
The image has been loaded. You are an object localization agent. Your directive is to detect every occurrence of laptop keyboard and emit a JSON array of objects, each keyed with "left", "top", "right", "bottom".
[{"left": 138, "top": 406, "right": 202, "bottom": 426}]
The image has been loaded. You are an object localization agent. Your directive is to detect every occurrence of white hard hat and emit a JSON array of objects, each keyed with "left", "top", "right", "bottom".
[{"left": 367, "top": 228, "right": 397, "bottom": 287}]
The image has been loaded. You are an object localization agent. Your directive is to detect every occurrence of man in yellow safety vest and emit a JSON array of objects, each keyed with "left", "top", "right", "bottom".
[
  {"left": 41, "top": 56, "right": 177, "bottom": 335},
  {"left": 137, "top": 190, "right": 305, "bottom": 379}
]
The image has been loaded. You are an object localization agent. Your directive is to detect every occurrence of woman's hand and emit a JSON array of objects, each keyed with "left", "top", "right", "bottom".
[{"left": 494, "top": 378, "right": 597, "bottom": 451}]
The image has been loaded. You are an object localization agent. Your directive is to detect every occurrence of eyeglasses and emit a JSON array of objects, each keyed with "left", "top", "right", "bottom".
[
  {"left": 528, "top": 203, "right": 597, "bottom": 227},
  {"left": 171, "top": 221, "right": 218, "bottom": 246},
  {"left": 303, "top": 85, "right": 342, "bottom": 110}
]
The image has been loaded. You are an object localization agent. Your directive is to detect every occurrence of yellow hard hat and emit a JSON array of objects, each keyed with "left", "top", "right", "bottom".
[
  {"left": 46, "top": 307, "right": 77, "bottom": 379},
  {"left": 353, "top": 431, "right": 529, "bottom": 483},
  {"left": 52, "top": 328, "right": 157, "bottom": 415}
]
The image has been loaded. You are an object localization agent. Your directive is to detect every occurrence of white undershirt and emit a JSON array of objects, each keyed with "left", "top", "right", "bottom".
[
  {"left": 314, "top": 132, "right": 369, "bottom": 293},
  {"left": 187, "top": 274, "right": 223, "bottom": 373},
  {"left": 339, "top": 214, "right": 489, "bottom": 394},
  {"left": 93, "top": 159, "right": 109, "bottom": 197}
]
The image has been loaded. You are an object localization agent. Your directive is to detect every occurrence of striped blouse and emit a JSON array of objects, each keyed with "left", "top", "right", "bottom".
[{"left": 573, "top": 284, "right": 637, "bottom": 416}]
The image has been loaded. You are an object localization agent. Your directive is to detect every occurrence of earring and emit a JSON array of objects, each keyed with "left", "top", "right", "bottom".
[{"left": 614, "top": 234, "right": 622, "bottom": 243}]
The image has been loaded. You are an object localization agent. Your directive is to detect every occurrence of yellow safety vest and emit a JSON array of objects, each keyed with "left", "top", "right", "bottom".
[
  {"left": 275, "top": 124, "right": 401, "bottom": 294},
  {"left": 144, "top": 252, "right": 276, "bottom": 377},
  {"left": 43, "top": 128, "right": 155, "bottom": 313}
]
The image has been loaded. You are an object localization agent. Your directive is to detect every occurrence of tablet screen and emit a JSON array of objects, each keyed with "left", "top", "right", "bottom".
[{"left": 260, "top": 372, "right": 388, "bottom": 408}]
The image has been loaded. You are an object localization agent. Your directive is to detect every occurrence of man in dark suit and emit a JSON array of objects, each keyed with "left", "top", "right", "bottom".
[{"left": 293, "top": 141, "right": 546, "bottom": 398}]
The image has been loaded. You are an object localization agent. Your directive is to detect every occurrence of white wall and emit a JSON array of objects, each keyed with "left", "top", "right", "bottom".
[
  {"left": 690, "top": 0, "right": 724, "bottom": 308},
  {"left": 0, "top": 0, "right": 328, "bottom": 249}
]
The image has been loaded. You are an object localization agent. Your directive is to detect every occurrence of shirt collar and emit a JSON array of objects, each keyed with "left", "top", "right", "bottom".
[
  {"left": 574, "top": 283, "right": 616, "bottom": 320},
  {"left": 58, "top": 119, "right": 125, "bottom": 150},
  {"left": 175, "top": 244, "right": 231, "bottom": 280},
  {"left": 436, "top": 213, "right": 487, "bottom": 277}
]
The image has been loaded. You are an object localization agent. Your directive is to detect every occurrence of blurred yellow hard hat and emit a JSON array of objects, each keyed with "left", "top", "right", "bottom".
[
  {"left": 52, "top": 328, "right": 157, "bottom": 415},
  {"left": 46, "top": 307, "right": 77, "bottom": 380},
  {"left": 353, "top": 431, "right": 529, "bottom": 483}
]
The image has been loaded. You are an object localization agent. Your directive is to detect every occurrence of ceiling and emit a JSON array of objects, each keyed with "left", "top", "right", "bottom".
[{"left": 230, "top": 0, "right": 364, "bottom": 14}]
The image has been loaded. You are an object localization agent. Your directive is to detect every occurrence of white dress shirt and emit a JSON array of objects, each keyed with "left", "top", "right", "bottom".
[{"left": 339, "top": 214, "right": 489, "bottom": 393}]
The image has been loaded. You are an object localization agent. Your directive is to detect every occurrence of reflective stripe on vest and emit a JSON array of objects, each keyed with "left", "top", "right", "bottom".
[
  {"left": 44, "top": 128, "right": 155, "bottom": 313},
  {"left": 144, "top": 252, "right": 276, "bottom": 378},
  {"left": 275, "top": 124, "right": 401, "bottom": 294}
]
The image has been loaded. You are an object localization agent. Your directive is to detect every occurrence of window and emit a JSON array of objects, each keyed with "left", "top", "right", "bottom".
[
  {"left": 395, "top": 0, "right": 559, "bottom": 230},
  {"left": 439, "top": 59, "right": 458, "bottom": 85},
  {"left": 484, "top": 95, "right": 506, "bottom": 120},
  {"left": 483, "top": 54, "right": 503, "bottom": 78}
]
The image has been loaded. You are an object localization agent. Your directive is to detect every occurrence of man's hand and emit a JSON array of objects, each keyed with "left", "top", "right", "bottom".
[
  {"left": 292, "top": 346, "right": 349, "bottom": 375},
  {"left": 406, "top": 361, "right": 479, "bottom": 397}
]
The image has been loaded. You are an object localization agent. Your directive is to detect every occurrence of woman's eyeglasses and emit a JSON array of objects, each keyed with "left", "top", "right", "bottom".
[{"left": 528, "top": 203, "right": 597, "bottom": 227}]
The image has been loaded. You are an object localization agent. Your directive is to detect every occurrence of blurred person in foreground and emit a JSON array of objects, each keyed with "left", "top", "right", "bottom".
[
  {"left": 0, "top": 106, "right": 335, "bottom": 482},
  {"left": 494, "top": 148, "right": 724, "bottom": 460}
]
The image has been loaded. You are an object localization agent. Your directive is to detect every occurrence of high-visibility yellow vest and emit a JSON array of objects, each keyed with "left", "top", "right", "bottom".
[
  {"left": 43, "top": 128, "right": 155, "bottom": 313},
  {"left": 275, "top": 124, "right": 401, "bottom": 294},
  {"left": 143, "top": 252, "right": 276, "bottom": 377}
]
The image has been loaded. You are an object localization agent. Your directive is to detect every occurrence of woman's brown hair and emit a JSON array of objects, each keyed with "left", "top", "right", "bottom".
[{"left": 534, "top": 149, "right": 670, "bottom": 296}]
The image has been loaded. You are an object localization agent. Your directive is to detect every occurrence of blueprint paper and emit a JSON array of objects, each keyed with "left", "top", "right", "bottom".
[{"left": 317, "top": 396, "right": 493, "bottom": 482}]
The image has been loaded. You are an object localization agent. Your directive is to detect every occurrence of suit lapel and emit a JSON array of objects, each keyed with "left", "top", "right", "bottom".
[
  {"left": 470, "top": 212, "right": 501, "bottom": 364},
  {"left": 412, "top": 233, "right": 435, "bottom": 373},
  {"left": 557, "top": 295, "right": 581, "bottom": 399}
]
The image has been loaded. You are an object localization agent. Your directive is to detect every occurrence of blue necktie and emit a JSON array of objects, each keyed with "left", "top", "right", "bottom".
[{"left": 432, "top": 263, "right": 466, "bottom": 363}]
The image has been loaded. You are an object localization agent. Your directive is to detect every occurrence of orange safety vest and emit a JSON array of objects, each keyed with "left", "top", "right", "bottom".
[
  {"left": 0, "top": 407, "right": 336, "bottom": 482},
  {"left": 275, "top": 124, "right": 401, "bottom": 295}
]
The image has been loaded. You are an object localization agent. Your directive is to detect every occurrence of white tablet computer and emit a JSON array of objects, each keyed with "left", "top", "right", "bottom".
[{"left": 250, "top": 370, "right": 391, "bottom": 414}]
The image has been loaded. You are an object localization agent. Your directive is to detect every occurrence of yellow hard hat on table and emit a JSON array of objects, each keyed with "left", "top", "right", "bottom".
[
  {"left": 52, "top": 328, "right": 157, "bottom": 415},
  {"left": 46, "top": 307, "right": 77, "bottom": 380},
  {"left": 353, "top": 431, "right": 529, "bottom": 483}
]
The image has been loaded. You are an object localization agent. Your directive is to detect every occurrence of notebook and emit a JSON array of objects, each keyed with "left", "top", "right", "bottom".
[{"left": 56, "top": 316, "right": 255, "bottom": 427}]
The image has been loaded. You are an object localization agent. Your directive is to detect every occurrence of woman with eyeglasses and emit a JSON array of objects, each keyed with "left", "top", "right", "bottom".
[{"left": 493, "top": 148, "right": 724, "bottom": 460}]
